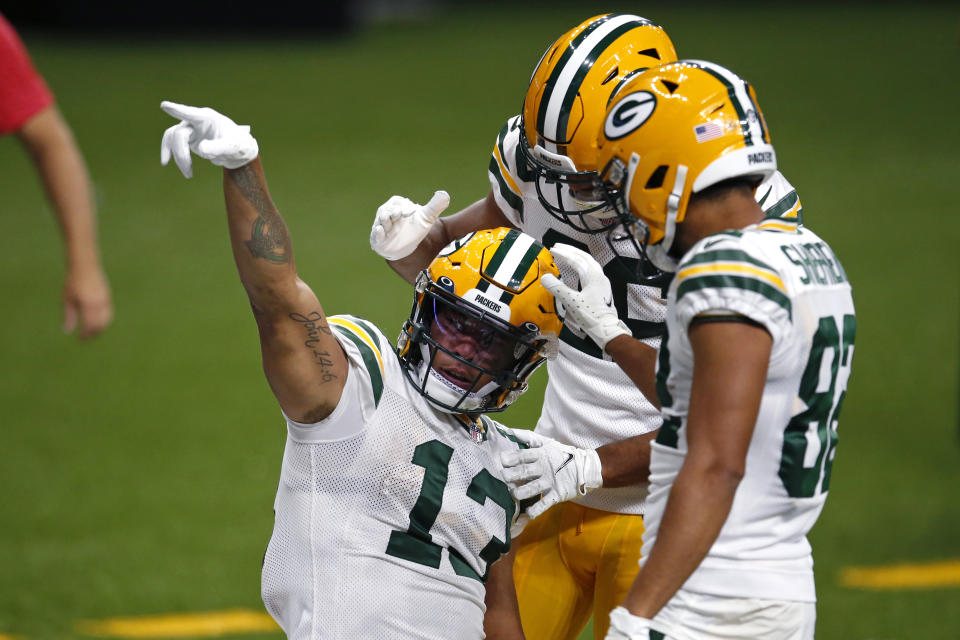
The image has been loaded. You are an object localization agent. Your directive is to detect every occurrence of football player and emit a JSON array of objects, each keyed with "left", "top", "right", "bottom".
[
  {"left": 159, "top": 101, "right": 569, "bottom": 640},
  {"left": 541, "top": 61, "right": 856, "bottom": 640},
  {"left": 369, "top": 14, "right": 803, "bottom": 640}
]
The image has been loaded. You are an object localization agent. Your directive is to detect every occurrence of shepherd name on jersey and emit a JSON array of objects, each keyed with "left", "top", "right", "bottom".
[
  {"left": 487, "top": 115, "right": 804, "bottom": 514},
  {"left": 261, "top": 315, "right": 527, "bottom": 640},
  {"left": 641, "top": 220, "right": 855, "bottom": 602}
]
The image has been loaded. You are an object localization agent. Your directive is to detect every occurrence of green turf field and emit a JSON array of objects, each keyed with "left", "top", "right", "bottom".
[{"left": 1, "top": 3, "right": 957, "bottom": 639}]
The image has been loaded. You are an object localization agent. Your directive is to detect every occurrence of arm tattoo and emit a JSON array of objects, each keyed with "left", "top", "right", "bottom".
[
  {"left": 290, "top": 311, "right": 338, "bottom": 383},
  {"left": 229, "top": 165, "right": 292, "bottom": 264}
]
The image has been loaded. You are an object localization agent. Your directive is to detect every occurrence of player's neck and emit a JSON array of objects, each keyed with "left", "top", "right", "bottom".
[{"left": 675, "top": 191, "right": 764, "bottom": 254}]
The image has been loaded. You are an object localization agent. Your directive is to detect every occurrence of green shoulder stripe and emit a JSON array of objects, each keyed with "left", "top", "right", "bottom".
[
  {"left": 353, "top": 318, "right": 383, "bottom": 353},
  {"left": 333, "top": 325, "right": 383, "bottom": 406},
  {"left": 489, "top": 155, "right": 524, "bottom": 215},
  {"left": 764, "top": 190, "right": 801, "bottom": 220},
  {"left": 495, "top": 426, "right": 531, "bottom": 449},
  {"left": 677, "top": 274, "right": 792, "bottom": 318},
  {"left": 682, "top": 248, "right": 776, "bottom": 273},
  {"left": 496, "top": 121, "right": 511, "bottom": 159}
]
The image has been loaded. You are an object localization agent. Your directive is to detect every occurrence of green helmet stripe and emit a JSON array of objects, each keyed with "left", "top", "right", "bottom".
[
  {"left": 537, "top": 14, "right": 653, "bottom": 145},
  {"left": 507, "top": 241, "right": 544, "bottom": 291},
  {"left": 743, "top": 81, "right": 768, "bottom": 143},
  {"left": 552, "top": 19, "right": 653, "bottom": 144},
  {"left": 483, "top": 228, "right": 520, "bottom": 279},
  {"left": 693, "top": 62, "right": 755, "bottom": 146},
  {"left": 536, "top": 14, "right": 611, "bottom": 136}
]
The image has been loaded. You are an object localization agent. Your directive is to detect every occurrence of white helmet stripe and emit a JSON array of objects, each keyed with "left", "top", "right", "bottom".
[
  {"left": 541, "top": 13, "right": 640, "bottom": 151},
  {"left": 686, "top": 59, "right": 764, "bottom": 147},
  {"left": 487, "top": 232, "right": 537, "bottom": 288}
]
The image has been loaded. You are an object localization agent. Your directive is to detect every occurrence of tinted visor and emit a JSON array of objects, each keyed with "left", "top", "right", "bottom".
[{"left": 431, "top": 297, "right": 523, "bottom": 371}]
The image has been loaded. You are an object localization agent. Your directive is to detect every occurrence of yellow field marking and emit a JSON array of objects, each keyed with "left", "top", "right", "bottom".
[
  {"left": 76, "top": 609, "right": 278, "bottom": 638},
  {"left": 840, "top": 559, "right": 960, "bottom": 590},
  {"left": 0, "top": 633, "right": 24, "bottom": 640}
]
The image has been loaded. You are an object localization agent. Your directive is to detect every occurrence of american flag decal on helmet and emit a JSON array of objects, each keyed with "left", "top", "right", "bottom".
[{"left": 694, "top": 121, "right": 723, "bottom": 143}]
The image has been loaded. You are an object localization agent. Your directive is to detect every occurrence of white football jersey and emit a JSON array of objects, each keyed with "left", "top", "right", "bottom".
[
  {"left": 488, "top": 115, "right": 805, "bottom": 514},
  {"left": 641, "top": 219, "right": 855, "bottom": 602},
  {"left": 261, "top": 315, "right": 529, "bottom": 639}
]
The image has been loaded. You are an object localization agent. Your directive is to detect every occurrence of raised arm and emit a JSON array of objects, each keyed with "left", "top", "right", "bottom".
[
  {"left": 160, "top": 101, "right": 348, "bottom": 423},
  {"left": 371, "top": 188, "right": 512, "bottom": 284}
]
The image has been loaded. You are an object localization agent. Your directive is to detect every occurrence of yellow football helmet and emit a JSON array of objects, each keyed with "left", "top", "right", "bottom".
[
  {"left": 520, "top": 13, "right": 677, "bottom": 232},
  {"left": 594, "top": 59, "right": 778, "bottom": 271},
  {"left": 398, "top": 227, "right": 563, "bottom": 414}
]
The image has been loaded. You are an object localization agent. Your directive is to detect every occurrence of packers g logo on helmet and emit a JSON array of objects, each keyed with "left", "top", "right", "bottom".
[
  {"left": 603, "top": 91, "right": 657, "bottom": 140},
  {"left": 518, "top": 13, "right": 677, "bottom": 233},
  {"left": 398, "top": 228, "right": 563, "bottom": 415},
  {"left": 596, "top": 60, "right": 778, "bottom": 272}
]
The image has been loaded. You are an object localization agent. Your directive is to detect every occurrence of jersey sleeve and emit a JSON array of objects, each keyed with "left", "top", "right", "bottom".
[
  {"left": 487, "top": 115, "right": 526, "bottom": 227},
  {"left": 672, "top": 235, "right": 792, "bottom": 344},
  {"left": 283, "top": 314, "right": 388, "bottom": 443},
  {"left": 756, "top": 170, "right": 803, "bottom": 223},
  {"left": 0, "top": 15, "right": 54, "bottom": 135}
]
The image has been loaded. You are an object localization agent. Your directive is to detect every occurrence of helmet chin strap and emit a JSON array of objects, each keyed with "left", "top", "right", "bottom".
[
  {"left": 624, "top": 152, "right": 642, "bottom": 206},
  {"left": 647, "top": 164, "right": 688, "bottom": 273}
]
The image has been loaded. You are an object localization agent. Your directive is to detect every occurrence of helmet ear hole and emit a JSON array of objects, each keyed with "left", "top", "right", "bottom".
[
  {"left": 645, "top": 165, "right": 669, "bottom": 190},
  {"left": 437, "top": 275, "right": 455, "bottom": 292},
  {"left": 660, "top": 79, "right": 679, "bottom": 94},
  {"left": 638, "top": 47, "right": 661, "bottom": 59}
]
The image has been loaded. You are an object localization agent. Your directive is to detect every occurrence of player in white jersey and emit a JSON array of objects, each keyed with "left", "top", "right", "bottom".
[
  {"left": 369, "top": 14, "right": 802, "bottom": 640},
  {"left": 537, "top": 61, "right": 855, "bottom": 640},
  {"left": 158, "top": 101, "right": 573, "bottom": 639}
]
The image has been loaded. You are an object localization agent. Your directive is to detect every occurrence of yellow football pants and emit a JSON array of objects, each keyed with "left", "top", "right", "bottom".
[{"left": 512, "top": 501, "right": 646, "bottom": 640}]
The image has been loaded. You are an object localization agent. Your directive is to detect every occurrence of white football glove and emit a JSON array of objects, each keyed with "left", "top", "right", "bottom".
[
  {"left": 160, "top": 100, "right": 259, "bottom": 178},
  {"left": 542, "top": 243, "right": 631, "bottom": 350},
  {"left": 605, "top": 607, "right": 657, "bottom": 640},
  {"left": 370, "top": 191, "right": 450, "bottom": 261},
  {"left": 500, "top": 429, "right": 602, "bottom": 520}
]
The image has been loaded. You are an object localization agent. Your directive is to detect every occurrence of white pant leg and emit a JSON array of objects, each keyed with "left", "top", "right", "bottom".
[{"left": 651, "top": 589, "right": 816, "bottom": 639}]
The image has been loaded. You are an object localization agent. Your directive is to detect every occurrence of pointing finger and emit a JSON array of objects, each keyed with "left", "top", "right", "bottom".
[{"left": 160, "top": 100, "right": 208, "bottom": 123}]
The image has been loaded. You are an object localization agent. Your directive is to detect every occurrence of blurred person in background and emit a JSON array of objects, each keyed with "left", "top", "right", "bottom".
[
  {"left": 159, "top": 100, "right": 574, "bottom": 640},
  {"left": 369, "top": 13, "right": 802, "bottom": 639},
  {"left": 0, "top": 12, "right": 112, "bottom": 338}
]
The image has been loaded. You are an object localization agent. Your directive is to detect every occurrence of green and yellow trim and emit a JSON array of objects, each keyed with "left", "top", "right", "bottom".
[
  {"left": 764, "top": 189, "right": 803, "bottom": 222},
  {"left": 677, "top": 262, "right": 786, "bottom": 293},
  {"left": 677, "top": 274, "right": 792, "bottom": 316},
  {"left": 329, "top": 316, "right": 385, "bottom": 406},
  {"left": 489, "top": 123, "right": 524, "bottom": 215},
  {"left": 757, "top": 219, "right": 800, "bottom": 233}
]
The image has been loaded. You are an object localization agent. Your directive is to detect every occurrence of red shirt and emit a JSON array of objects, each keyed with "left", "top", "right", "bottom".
[{"left": 0, "top": 13, "right": 54, "bottom": 135}]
